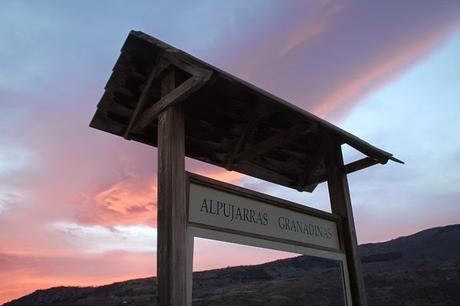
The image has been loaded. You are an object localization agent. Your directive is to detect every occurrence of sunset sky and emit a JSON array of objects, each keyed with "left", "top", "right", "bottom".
[{"left": 1, "top": 0, "right": 460, "bottom": 303}]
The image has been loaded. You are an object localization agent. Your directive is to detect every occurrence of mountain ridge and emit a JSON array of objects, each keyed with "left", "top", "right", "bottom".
[{"left": 4, "top": 223, "right": 460, "bottom": 306}]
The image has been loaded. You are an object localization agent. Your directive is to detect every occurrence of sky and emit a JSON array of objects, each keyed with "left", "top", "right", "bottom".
[{"left": 1, "top": 0, "right": 460, "bottom": 303}]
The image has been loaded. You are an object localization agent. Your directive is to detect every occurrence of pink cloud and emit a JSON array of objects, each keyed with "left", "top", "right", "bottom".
[
  {"left": 214, "top": 1, "right": 460, "bottom": 122},
  {"left": 187, "top": 160, "right": 247, "bottom": 184},
  {"left": 280, "top": 22, "right": 328, "bottom": 57},
  {"left": 2, "top": 1, "right": 460, "bottom": 302},
  {"left": 312, "top": 21, "right": 460, "bottom": 120},
  {"left": 77, "top": 178, "right": 157, "bottom": 227}
]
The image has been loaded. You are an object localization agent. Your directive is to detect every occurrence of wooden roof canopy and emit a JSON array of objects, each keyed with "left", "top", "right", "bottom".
[{"left": 90, "top": 31, "right": 402, "bottom": 192}]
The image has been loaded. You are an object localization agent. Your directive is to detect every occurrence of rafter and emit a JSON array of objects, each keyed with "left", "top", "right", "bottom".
[
  {"left": 344, "top": 157, "right": 379, "bottom": 174},
  {"left": 163, "top": 52, "right": 212, "bottom": 80},
  {"left": 233, "top": 123, "right": 316, "bottom": 164},
  {"left": 233, "top": 163, "right": 295, "bottom": 188},
  {"left": 302, "top": 156, "right": 380, "bottom": 191},
  {"left": 123, "top": 55, "right": 169, "bottom": 139},
  {"left": 124, "top": 52, "right": 213, "bottom": 137},
  {"left": 295, "top": 154, "right": 323, "bottom": 192},
  {"left": 225, "top": 104, "right": 271, "bottom": 170},
  {"left": 134, "top": 74, "right": 211, "bottom": 131}
]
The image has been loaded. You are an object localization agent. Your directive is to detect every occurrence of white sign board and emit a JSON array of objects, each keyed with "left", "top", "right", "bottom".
[{"left": 188, "top": 180, "right": 341, "bottom": 251}]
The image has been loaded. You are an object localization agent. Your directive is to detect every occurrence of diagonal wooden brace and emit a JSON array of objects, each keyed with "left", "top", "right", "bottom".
[
  {"left": 123, "top": 56, "right": 171, "bottom": 139},
  {"left": 124, "top": 53, "right": 212, "bottom": 137},
  {"left": 134, "top": 74, "right": 211, "bottom": 132}
]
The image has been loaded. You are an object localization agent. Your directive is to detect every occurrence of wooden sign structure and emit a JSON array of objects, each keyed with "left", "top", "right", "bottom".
[
  {"left": 90, "top": 31, "right": 402, "bottom": 306},
  {"left": 186, "top": 172, "right": 351, "bottom": 304}
]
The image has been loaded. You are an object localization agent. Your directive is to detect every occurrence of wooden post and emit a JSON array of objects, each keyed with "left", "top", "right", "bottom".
[
  {"left": 157, "top": 69, "right": 187, "bottom": 306},
  {"left": 326, "top": 140, "right": 368, "bottom": 306}
]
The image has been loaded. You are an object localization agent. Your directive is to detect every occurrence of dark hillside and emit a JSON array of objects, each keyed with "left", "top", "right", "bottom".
[{"left": 4, "top": 224, "right": 460, "bottom": 306}]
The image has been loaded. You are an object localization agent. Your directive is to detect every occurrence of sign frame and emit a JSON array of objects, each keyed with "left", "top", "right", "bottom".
[
  {"left": 91, "top": 31, "right": 402, "bottom": 305},
  {"left": 185, "top": 172, "right": 353, "bottom": 305}
]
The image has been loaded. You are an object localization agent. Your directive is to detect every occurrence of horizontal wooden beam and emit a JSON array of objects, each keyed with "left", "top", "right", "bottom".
[
  {"left": 301, "top": 157, "right": 380, "bottom": 191},
  {"left": 344, "top": 157, "right": 379, "bottom": 174},
  {"left": 233, "top": 163, "right": 295, "bottom": 189},
  {"left": 186, "top": 136, "right": 227, "bottom": 151},
  {"left": 89, "top": 111, "right": 126, "bottom": 135},
  {"left": 108, "top": 102, "right": 132, "bottom": 120},
  {"left": 234, "top": 124, "right": 315, "bottom": 163},
  {"left": 124, "top": 53, "right": 213, "bottom": 138},
  {"left": 112, "top": 87, "right": 137, "bottom": 104},
  {"left": 225, "top": 104, "right": 272, "bottom": 170},
  {"left": 163, "top": 52, "right": 212, "bottom": 79}
]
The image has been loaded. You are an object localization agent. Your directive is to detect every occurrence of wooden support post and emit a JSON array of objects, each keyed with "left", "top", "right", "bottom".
[
  {"left": 326, "top": 141, "right": 368, "bottom": 306},
  {"left": 157, "top": 69, "right": 187, "bottom": 306}
]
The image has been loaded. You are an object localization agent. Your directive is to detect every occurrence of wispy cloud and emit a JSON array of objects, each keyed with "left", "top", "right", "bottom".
[
  {"left": 78, "top": 179, "right": 157, "bottom": 226},
  {"left": 312, "top": 22, "right": 457, "bottom": 119},
  {"left": 1, "top": 0, "right": 460, "bottom": 303},
  {"left": 280, "top": 22, "right": 328, "bottom": 57}
]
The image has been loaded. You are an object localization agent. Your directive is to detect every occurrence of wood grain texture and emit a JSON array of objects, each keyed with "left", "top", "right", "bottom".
[
  {"left": 233, "top": 124, "right": 314, "bottom": 163},
  {"left": 91, "top": 30, "right": 400, "bottom": 195},
  {"left": 123, "top": 55, "right": 169, "bottom": 139},
  {"left": 136, "top": 75, "right": 207, "bottom": 130},
  {"left": 303, "top": 157, "right": 379, "bottom": 191},
  {"left": 344, "top": 157, "right": 379, "bottom": 174},
  {"left": 326, "top": 140, "right": 368, "bottom": 306},
  {"left": 187, "top": 172, "right": 339, "bottom": 222},
  {"left": 224, "top": 104, "right": 271, "bottom": 170},
  {"left": 157, "top": 70, "right": 187, "bottom": 306}
]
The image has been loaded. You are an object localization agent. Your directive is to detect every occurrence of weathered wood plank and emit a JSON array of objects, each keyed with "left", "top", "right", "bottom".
[
  {"left": 295, "top": 133, "right": 327, "bottom": 192},
  {"left": 225, "top": 104, "right": 271, "bottom": 170},
  {"left": 344, "top": 157, "right": 379, "bottom": 174},
  {"left": 113, "top": 87, "right": 137, "bottom": 106},
  {"left": 89, "top": 110, "right": 126, "bottom": 135},
  {"left": 134, "top": 74, "right": 210, "bottom": 131},
  {"left": 163, "top": 52, "right": 212, "bottom": 79},
  {"left": 234, "top": 124, "right": 314, "bottom": 163},
  {"left": 188, "top": 172, "right": 340, "bottom": 222},
  {"left": 91, "top": 31, "right": 401, "bottom": 202},
  {"left": 302, "top": 156, "right": 381, "bottom": 191},
  {"left": 326, "top": 140, "right": 368, "bottom": 306},
  {"left": 233, "top": 163, "right": 295, "bottom": 189},
  {"left": 156, "top": 70, "right": 187, "bottom": 306},
  {"left": 296, "top": 154, "right": 323, "bottom": 192},
  {"left": 109, "top": 102, "right": 132, "bottom": 119},
  {"left": 123, "top": 55, "right": 168, "bottom": 139}
]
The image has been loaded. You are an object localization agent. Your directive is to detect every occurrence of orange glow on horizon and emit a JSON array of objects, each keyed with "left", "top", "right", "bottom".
[
  {"left": 2, "top": 2, "right": 460, "bottom": 304},
  {"left": 0, "top": 251, "right": 155, "bottom": 304}
]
